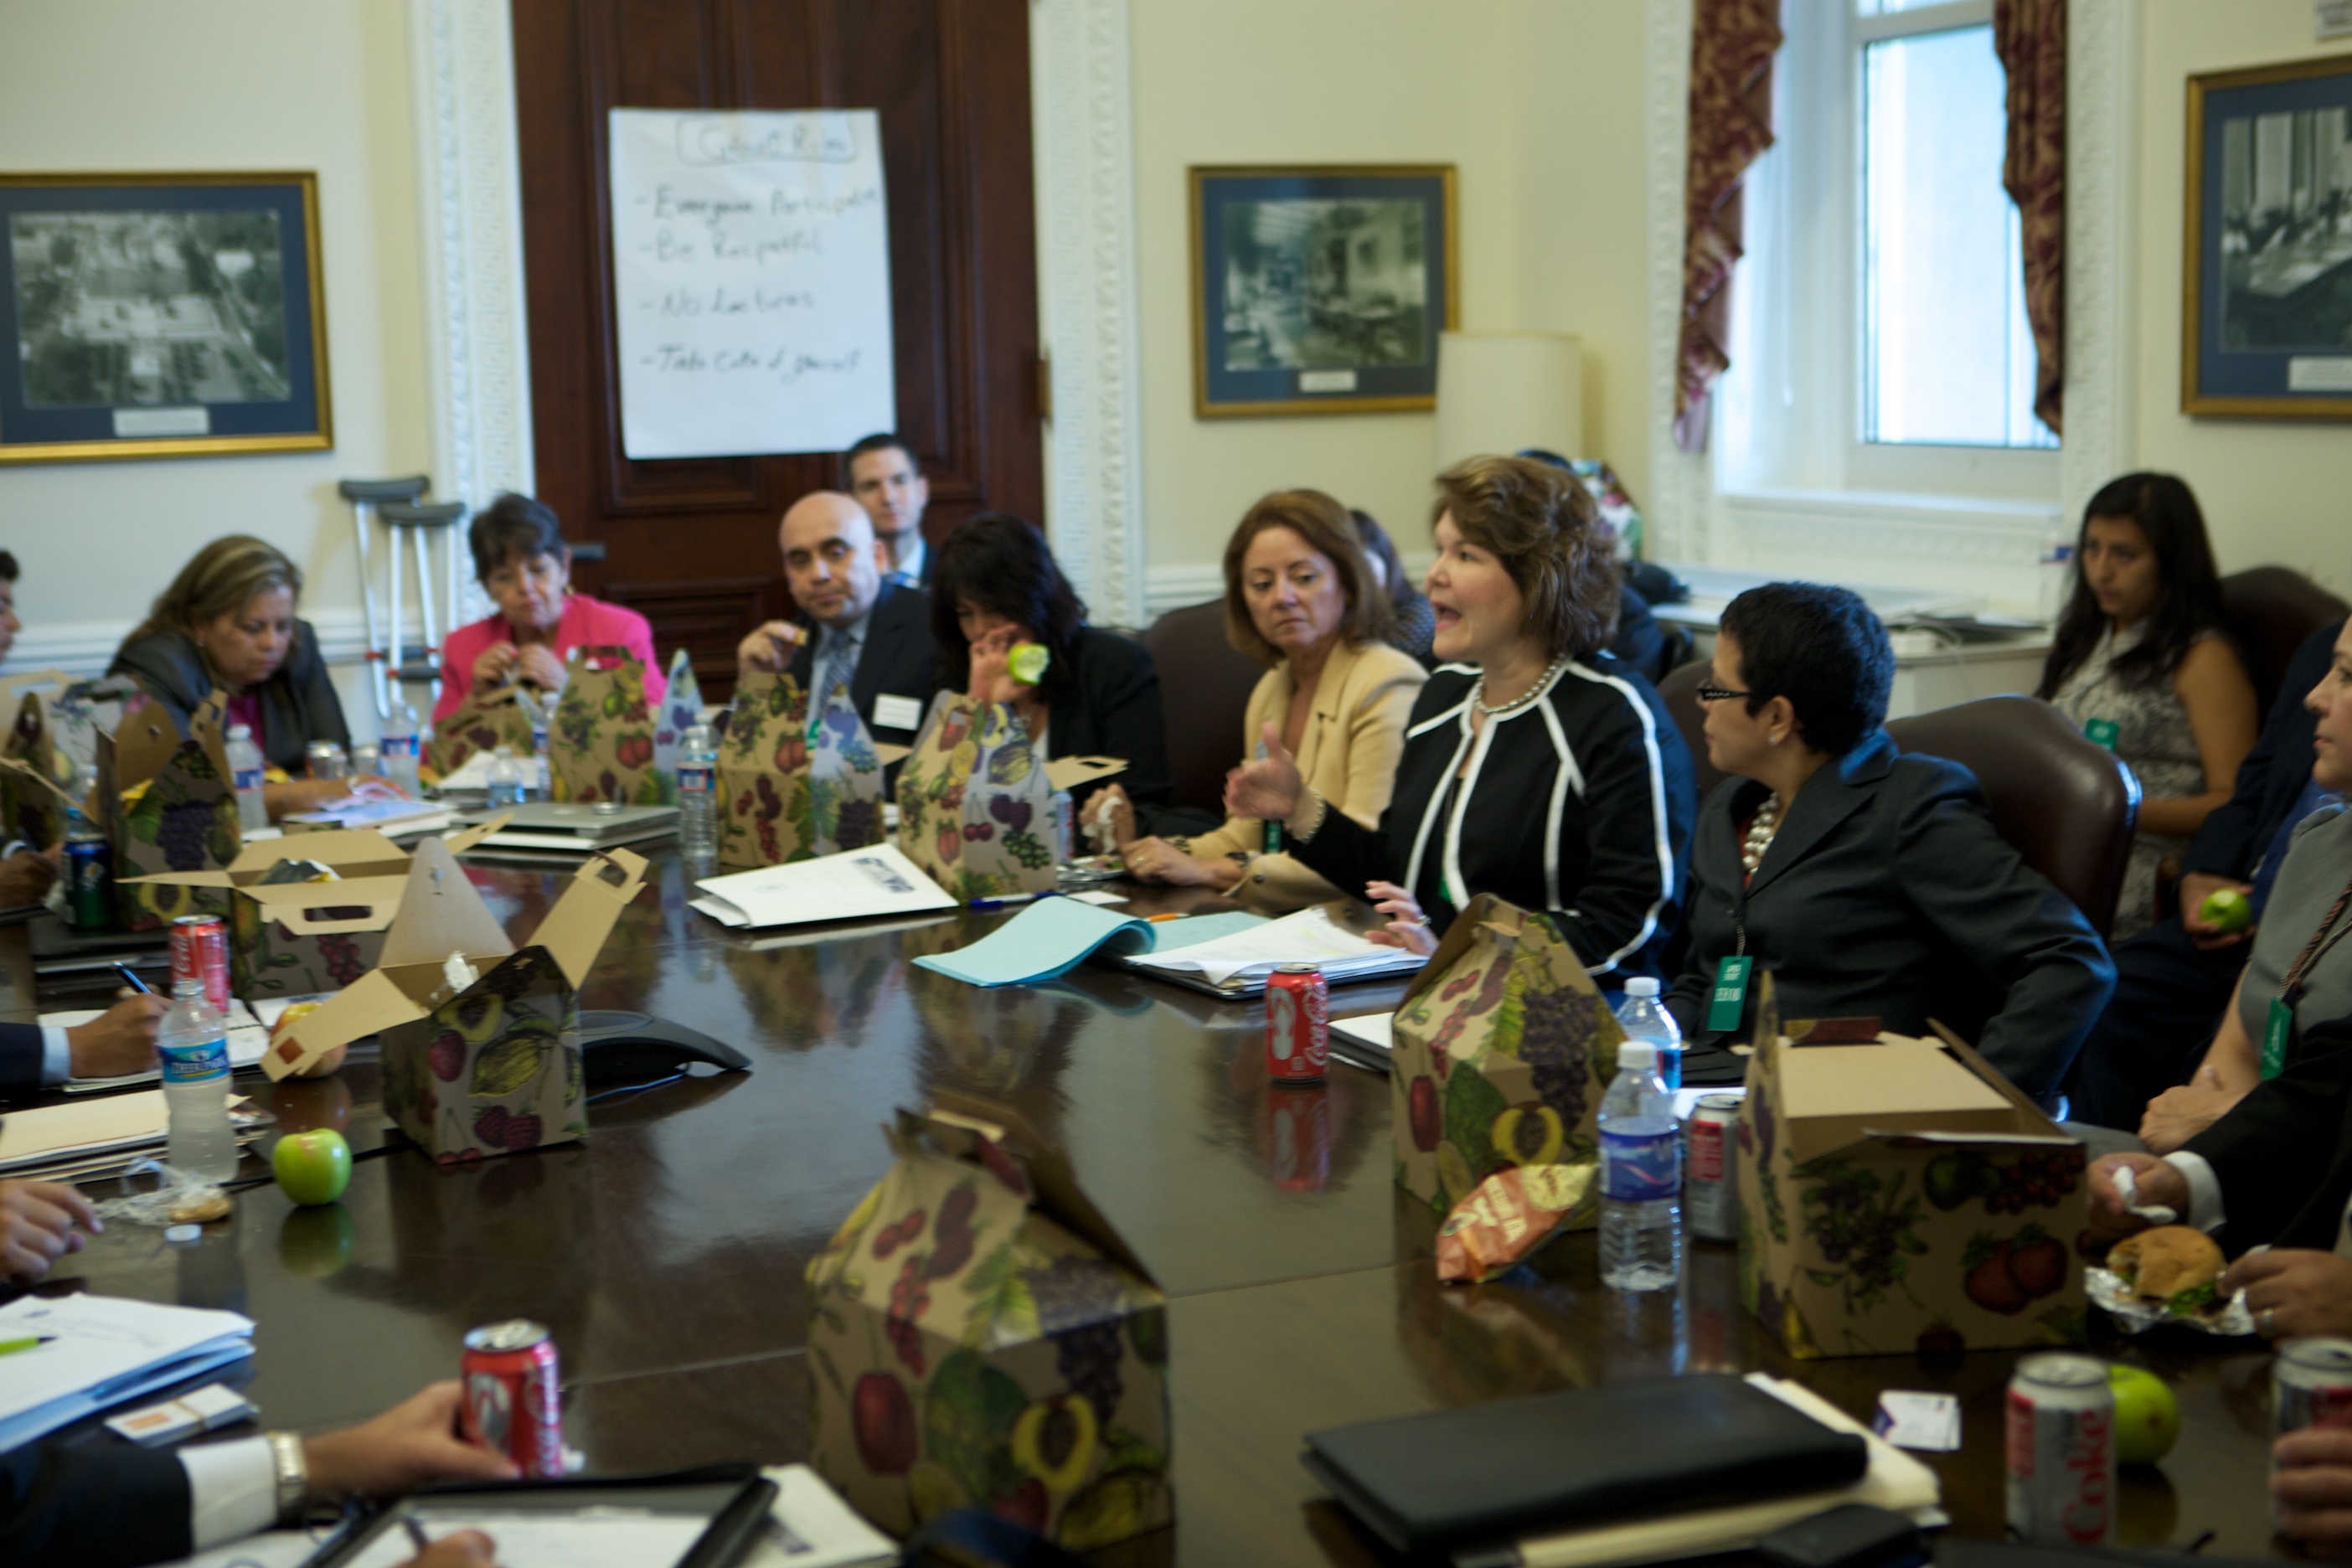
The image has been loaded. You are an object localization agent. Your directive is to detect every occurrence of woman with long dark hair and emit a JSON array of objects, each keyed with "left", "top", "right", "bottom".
[
  {"left": 929, "top": 513, "right": 1172, "bottom": 812},
  {"left": 2036, "top": 473, "right": 2257, "bottom": 939}
]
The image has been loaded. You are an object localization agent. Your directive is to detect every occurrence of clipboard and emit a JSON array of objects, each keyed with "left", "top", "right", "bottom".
[{"left": 318, "top": 1466, "right": 777, "bottom": 1568}]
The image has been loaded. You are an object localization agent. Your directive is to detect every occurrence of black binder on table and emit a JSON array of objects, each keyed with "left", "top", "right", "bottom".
[
  {"left": 319, "top": 1465, "right": 777, "bottom": 1568},
  {"left": 1301, "top": 1374, "right": 1870, "bottom": 1559}
]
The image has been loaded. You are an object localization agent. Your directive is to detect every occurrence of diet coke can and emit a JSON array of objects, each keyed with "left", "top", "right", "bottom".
[
  {"left": 2274, "top": 1338, "right": 2352, "bottom": 1525},
  {"left": 168, "top": 914, "right": 230, "bottom": 1014},
  {"left": 462, "top": 1319, "right": 566, "bottom": 1478},
  {"left": 2006, "top": 1352, "right": 2115, "bottom": 1545},
  {"left": 1265, "top": 962, "right": 1328, "bottom": 1083},
  {"left": 1685, "top": 1093, "right": 1742, "bottom": 1243}
]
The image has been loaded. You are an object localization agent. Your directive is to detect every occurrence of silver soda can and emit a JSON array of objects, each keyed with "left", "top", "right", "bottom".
[
  {"left": 2006, "top": 1352, "right": 2115, "bottom": 1545},
  {"left": 306, "top": 740, "right": 350, "bottom": 780},
  {"left": 1684, "top": 1093, "right": 1741, "bottom": 1243}
]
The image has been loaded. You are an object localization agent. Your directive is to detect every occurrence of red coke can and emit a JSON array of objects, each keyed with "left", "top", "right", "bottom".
[
  {"left": 2005, "top": 1352, "right": 2114, "bottom": 1545},
  {"left": 168, "top": 914, "right": 230, "bottom": 1013},
  {"left": 1264, "top": 1085, "right": 1331, "bottom": 1192},
  {"left": 462, "top": 1319, "right": 566, "bottom": 1478},
  {"left": 1265, "top": 962, "right": 1328, "bottom": 1083}
]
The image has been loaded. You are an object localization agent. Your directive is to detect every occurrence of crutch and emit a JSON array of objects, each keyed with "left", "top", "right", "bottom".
[
  {"left": 379, "top": 501, "right": 468, "bottom": 714},
  {"left": 337, "top": 477, "right": 428, "bottom": 720}
]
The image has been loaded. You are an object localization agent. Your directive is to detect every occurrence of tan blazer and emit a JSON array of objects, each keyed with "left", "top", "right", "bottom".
[{"left": 1189, "top": 638, "right": 1427, "bottom": 912}]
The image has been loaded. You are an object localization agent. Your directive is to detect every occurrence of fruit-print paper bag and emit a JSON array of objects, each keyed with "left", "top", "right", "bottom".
[
  {"left": 895, "top": 693, "right": 1057, "bottom": 902},
  {"left": 548, "top": 646, "right": 662, "bottom": 805},
  {"left": 423, "top": 685, "right": 535, "bottom": 783},
  {"left": 717, "top": 670, "right": 886, "bottom": 870},
  {"left": 105, "top": 693, "right": 240, "bottom": 931},
  {"left": 1, "top": 691, "right": 75, "bottom": 853},
  {"left": 1387, "top": 893, "right": 1622, "bottom": 1221}
]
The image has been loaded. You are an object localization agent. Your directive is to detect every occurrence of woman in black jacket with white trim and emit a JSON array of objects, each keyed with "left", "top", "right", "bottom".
[{"left": 1226, "top": 456, "right": 1697, "bottom": 982}]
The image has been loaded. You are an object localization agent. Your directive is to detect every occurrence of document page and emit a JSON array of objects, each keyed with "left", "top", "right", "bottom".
[
  {"left": 347, "top": 1512, "right": 709, "bottom": 1568},
  {"left": 692, "top": 843, "right": 956, "bottom": 928},
  {"left": 1128, "top": 905, "right": 1423, "bottom": 988}
]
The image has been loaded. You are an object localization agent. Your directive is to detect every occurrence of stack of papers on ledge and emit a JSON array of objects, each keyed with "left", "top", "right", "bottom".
[
  {"left": 0, "top": 1091, "right": 268, "bottom": 1181},
  {"left": 1123, "top": 905, "right": 1426, "bottom": 993},
  {"left": 0, "top": 1293, "right": 256, "bottom": 1451},
  {"left": 692, "top": 843, "right": 957, "bottom": 929}
]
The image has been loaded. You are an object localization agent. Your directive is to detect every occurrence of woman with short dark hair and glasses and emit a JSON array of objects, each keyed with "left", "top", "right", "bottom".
[{"left": 1664, "top": 582, "right": 2114, "bottom": 1098}]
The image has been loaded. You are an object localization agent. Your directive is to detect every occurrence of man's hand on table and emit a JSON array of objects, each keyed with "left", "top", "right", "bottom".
[
  {"left": 2226, "top": 1250, "right": 2352, "bottom": 1341},
  {"left": 2277, "top": 1427, "right": 2352, "bottom": 1558},
  {"left": 0, "top": 1179, "right": 101, "bottom": 1282}
]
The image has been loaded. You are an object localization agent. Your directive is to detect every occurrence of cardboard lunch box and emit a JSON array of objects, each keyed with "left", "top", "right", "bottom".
[
  {"left": 97, "top": 695, "right": 243, "bottom": 931},
  {"left": 1736, "top": 983, "right": 2089, "bottom": 1359},
  {"left": 807, "top": 1091, "right": 1171, "bottom": 1550},
  {"left": 126, "top": 822, "right": 503, "bottom": 998},
  {"left": 263, "top": 837, "right": 649, "bottom": 1163}
]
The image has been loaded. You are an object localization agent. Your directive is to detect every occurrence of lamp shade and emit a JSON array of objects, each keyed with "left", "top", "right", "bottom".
[{"left": 1432, "top": 332, "right": 1584, "bottom": 472}]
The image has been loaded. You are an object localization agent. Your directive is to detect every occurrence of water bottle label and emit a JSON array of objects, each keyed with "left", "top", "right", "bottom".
[
  {"left": 383, "top": 735, "right": 420, "bottom": 759},
  {"left": 162, "top": 1038, "right": 230, "bottom": 1084},
  {"left": 678, "top": 766, "right": 714, "bottom": 793},
  {"left": 1601, "top": 1127, "right": 1680, "bottom": 1201},
  {"left": 233, "top": 767, "right": 266, "bottom": 793}
]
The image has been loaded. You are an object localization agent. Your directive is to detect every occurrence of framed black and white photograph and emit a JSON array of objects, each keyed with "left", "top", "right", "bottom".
[
  {"left": 1190, "top": 165, "right": 1456, "bottom": 418},
  {"left": 2184, "top": 56, "right": 2352, "bottom": 418},
  {"left": 0, "top": 172, "right": 331, "bottom": 462}
]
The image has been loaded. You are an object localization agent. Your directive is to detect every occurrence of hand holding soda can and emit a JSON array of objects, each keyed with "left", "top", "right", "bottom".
[{"left": 462, "top": 1319, "right": 567, "bottom": 1478}]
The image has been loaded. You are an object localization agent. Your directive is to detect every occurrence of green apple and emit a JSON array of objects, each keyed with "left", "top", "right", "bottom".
[
  {"left": 2109, "top": 1363, "right": 2180, "bottom": 1465},
  {"left": 2200, "top": 886, "right": 2254, "bottom": 935},
  {"left": 271, "top": 1127, "right": 353, "bottom": 1206}
]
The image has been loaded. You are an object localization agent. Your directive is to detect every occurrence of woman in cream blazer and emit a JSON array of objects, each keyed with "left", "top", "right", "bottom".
[{"left": 1111, "top": 490, "right": 1426, "bottom": 910}]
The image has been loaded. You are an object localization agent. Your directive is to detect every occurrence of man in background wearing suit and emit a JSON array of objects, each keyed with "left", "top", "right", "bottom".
[
  {"left": 734, "top": 492, "right": 936, "bottom": 750},
  {"left": 843, "top": 432, "right": 933, "bottom": 589}
]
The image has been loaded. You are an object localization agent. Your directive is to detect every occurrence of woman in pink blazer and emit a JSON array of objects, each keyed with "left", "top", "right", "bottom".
[{"left": 434, "top": 493, "right": 663, "bottom": 724}]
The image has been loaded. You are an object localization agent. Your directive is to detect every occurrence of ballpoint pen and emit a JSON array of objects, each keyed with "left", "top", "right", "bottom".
[
  {"left": 968, "top": 891, "right": 1049, "bottom": 911},
  {"left": 113, "top": 962, "right": 153, "bottom": 995},
  {"left": 403, "top": 1518, "right": 434, "bottom": 1554}
]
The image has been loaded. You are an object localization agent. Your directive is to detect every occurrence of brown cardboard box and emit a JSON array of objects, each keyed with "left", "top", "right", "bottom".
[
  {"left": 1736, "top": 1001, "right": 2090, "bottom": 1359},
  {"left": 807, "top": 1093, "right": 1171, "bottom": 1550},
  {"left": 127, "top": 823, "right": 500, "bottom": 999},
  {"left": 2, "top": 692, "right": 75, "bottom": 853},
  {"left": 263, "top": 838, "right": 648, "bottom": 1163},
  {"left": 1387, "top": 894, "right": 1622, "bottom": 1217}
]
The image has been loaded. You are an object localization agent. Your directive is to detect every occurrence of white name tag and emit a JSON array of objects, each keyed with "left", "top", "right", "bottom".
[{"left": 873, "top": 693, "right": 923, "bottom": 731}]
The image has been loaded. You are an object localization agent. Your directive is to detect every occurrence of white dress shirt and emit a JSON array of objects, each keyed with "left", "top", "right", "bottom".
[{"left": 179, "top": 1435, "right": 281, "bottom": 1550}]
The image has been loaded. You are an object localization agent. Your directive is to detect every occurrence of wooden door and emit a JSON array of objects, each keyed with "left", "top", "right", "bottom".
[{"left": 511, "top": 0, "right": 1044, "bottom": 701}]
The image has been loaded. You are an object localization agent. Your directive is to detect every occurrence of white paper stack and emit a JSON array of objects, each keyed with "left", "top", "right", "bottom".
[
  {"left": 0, "top": 1293, "right": 256, "bottom": 1452},
  {"left": 691, "top": 843, "right": 957, "bottom": 930},
  {"left": 0, "top": 1091, "right": 269, "bottom": 1181},
  {"left": 1124, "top": 905, "right": 1426, "bottom": 992}
]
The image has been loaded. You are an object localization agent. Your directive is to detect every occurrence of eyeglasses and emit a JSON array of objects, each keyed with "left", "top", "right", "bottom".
[{"left": 1693, "top": 681, "right": 1752, "bottom": 703}]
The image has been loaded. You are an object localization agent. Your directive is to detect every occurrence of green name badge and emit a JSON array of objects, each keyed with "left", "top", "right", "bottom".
[
  {"left": 1708, "top": 955, "right": 1754, "bottom": 1034},
  {"left": 2083, "top": 717, "right": 2121, "bottom": 750},
  {"left": 2264, "top": 995, "right": 2292, "bottom": 1081}
]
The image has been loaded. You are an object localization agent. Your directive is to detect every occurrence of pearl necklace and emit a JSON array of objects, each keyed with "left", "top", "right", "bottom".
[
  {"left": 1741, "top": 792, "right": 1783, "bottom": 874},
  {"left": 1475, "top": 652, "right": 1572, "bottom": 718}
]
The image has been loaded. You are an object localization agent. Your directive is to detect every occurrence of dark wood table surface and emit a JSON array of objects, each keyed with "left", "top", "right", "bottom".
[{"left": 2, "top": 851, "right": 2288, "bottom": 1564}]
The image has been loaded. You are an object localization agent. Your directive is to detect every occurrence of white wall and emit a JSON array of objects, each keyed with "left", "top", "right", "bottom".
[{"left": 0, "top": 0, "right": 431, "bottom": 733}]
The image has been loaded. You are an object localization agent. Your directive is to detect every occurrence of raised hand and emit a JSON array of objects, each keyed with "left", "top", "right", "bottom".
[
  {"left": 967, "top": 623, "right": 1027, "bottom": 707},
  {"left": 1364, "top": 879, "right": 1438, "bottom": 955},
  {"left": 1224, "top": 723, "right": 1303, "bottom": 824}
]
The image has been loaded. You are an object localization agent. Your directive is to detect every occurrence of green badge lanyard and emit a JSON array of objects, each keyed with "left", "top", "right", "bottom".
[
  {"left": 2266, "top": 873, "right": 2352, "bottom": 1079},
  {"left": 1705, "top": 850, "right": 1760, "bottom": 1034}
]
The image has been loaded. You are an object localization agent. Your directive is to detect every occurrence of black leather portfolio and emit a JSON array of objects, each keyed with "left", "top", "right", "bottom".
[{"left": 1300, "top": 1373, "right": 1870, "bottom": 1556}]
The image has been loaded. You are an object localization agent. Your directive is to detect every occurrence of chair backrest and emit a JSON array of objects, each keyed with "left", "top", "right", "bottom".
[
  {"left": 2220, "top": 565, "right": 2349, "bottom": 713},
  {"left": 1885, "top": 694, "right": 2140, "bottom": 936},
  {"left": 1140, "top": 600, "right": 1267, "bottom": 817},
  {"left": 1654, "top": 659, "right": 1728, "bottom": 799}
]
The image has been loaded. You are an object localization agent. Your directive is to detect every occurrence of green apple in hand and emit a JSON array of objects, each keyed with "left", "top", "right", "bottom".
[
  {"left": 2109, "top": 1364, "right": 2180, "bottom": 1465},
  {"left": 2199, "top": 886, "right": 2253, "bottom": 935},
  {"left": 272, "top": 1127, "right": 353, "bottom": 1206}
]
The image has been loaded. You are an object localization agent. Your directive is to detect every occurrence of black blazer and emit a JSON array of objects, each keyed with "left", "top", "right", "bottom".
[
  {"left": 110, "top": 623, "right": 349, "bottom": 775},
  {"left": 2184, "top": 1016, "right": 2352, "bottom": 1252},
  {"left": 2184, "top": 617, "right": 2343, "bottom": 880},
  {"left": 786, "top": 579, "right": 936, "bottom": 750},
  {"left": 1044, "top": 628, "right": 1172, "bottom": 809},
  {"left": 0, "top": 1020, "right": 43, "bottom": 1094},
  {"left": 1663, "top": 730, "right": 2115, "bottom": 1100},
  {"left": 1289, "top": 656, "right": 1696, "bottom": 982},
  {"left": 1, "top": 1437, "right": 190, "bottom": 1567}
]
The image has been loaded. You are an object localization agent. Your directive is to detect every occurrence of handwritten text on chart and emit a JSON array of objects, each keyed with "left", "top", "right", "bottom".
[{"left": 610, "top": 108, "right": 895, "bottom": 459}]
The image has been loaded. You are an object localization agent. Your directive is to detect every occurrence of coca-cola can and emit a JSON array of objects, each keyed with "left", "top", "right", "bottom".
[
  {"left": 2006, "top": 1352, "right": 2115, "bottom": 1545},
  {"left": 168, "top": 914, "right": 230, "bottom": 1013},
  {"left": 462, "top": 1319, "right": 565, "bottom": 1478},
  {"left": 1264, "top": 1084, "right": 1332, "bottom": 1192},
  {"left": 1685, "top": 1093, "right": 1741, "bottom": 1243},
  {"left": 2274, "top": 1338, "right": 2352, "bottom": 1524},
  {"left": 1265, "top": 962, "right": 1328, "bottom": 1083}
]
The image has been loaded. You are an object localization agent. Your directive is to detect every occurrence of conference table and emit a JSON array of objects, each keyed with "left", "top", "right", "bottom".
[{"left": 1, "top": 848, "right": 2289, "bottom": 1565}]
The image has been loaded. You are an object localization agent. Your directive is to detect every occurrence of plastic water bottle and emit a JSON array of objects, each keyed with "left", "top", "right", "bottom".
[
  {"left": 486, "top": 745, "right": 529, "bottom": 809},
  {"left": 225, "top": 724, "right": 269, "bottom": 834},
  {"left": 1613, "top": 977, "right": 1684, "bottom": 1092},
  {"left": 379, "top": 700, "right": 421, "bottom": 796},
  {"left": 676, "top": 719, "right": 719, "bottom": 858},
  {"left": 1599, "top": 1040, "right": 1683, "bottom": 1292},
  {"left": 159, "top": 977, "right": 239, "bottom": 1181},
  {"left": 525, "top": 694, "right": 552, "bottom": 800},
  {"left": 2036, "top": 524, "right": 2076, "bottom": 627}
]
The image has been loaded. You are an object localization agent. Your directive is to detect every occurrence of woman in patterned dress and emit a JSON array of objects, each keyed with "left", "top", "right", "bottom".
[{"left": 2038, "top": 473, "right": 2258, "bottom": 940}]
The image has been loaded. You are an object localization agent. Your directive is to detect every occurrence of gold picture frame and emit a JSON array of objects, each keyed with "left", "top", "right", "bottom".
[
  {"left": 0, "top": 170, "right": 333, "bottom": 462},
  {"left": 1190, "top": 164, "right": 1458, "bottom": 418},
  {"left": 2182, "top": 56, "right": 2352, "bottom": 419}
]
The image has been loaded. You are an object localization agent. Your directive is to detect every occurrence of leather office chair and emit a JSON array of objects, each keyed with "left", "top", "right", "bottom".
[
  {"left": 1655, "top": 659, "right": 1728, "bottom": 799},
  {"left": 2220, "top": 566, "right": 2349, "bottom": 712},
  {"left": 1885, "top": 694, "right": 2141, "bottom": 936},
  {"left": 1141, "top": 600, "right": 1267, "bottom": 818}
]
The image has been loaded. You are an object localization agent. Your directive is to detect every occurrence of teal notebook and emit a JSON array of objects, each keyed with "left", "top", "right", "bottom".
[{"left": 913, "top": 899, "right": 1263, "bottom": 988}]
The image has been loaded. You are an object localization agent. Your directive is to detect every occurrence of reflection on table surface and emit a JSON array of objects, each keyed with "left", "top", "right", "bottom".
[{"left": 4, "top": 850, "right": 2288, "bottom": 1565}]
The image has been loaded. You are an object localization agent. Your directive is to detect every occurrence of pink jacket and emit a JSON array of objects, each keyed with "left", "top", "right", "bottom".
[{"left": 433, "top": 594, "right": 664, "bottom": 723}]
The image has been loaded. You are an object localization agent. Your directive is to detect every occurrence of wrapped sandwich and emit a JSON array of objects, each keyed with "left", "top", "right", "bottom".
[{"left": 2109, "top": 1225, "right": 2226, "bottom": 1319}]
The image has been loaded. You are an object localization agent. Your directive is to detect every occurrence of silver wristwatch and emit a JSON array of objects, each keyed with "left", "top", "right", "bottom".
[{"left": 266, "top": 1431, "right": 309, "bottom": 1525}]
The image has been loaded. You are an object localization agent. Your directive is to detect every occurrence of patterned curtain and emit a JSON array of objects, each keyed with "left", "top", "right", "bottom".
[
  {"left": 1994, "top": 0, "right": 2066, "bottom": 436},
  {"left": 1674, "top": 0, "right": 1782, "bottom": 454}
]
